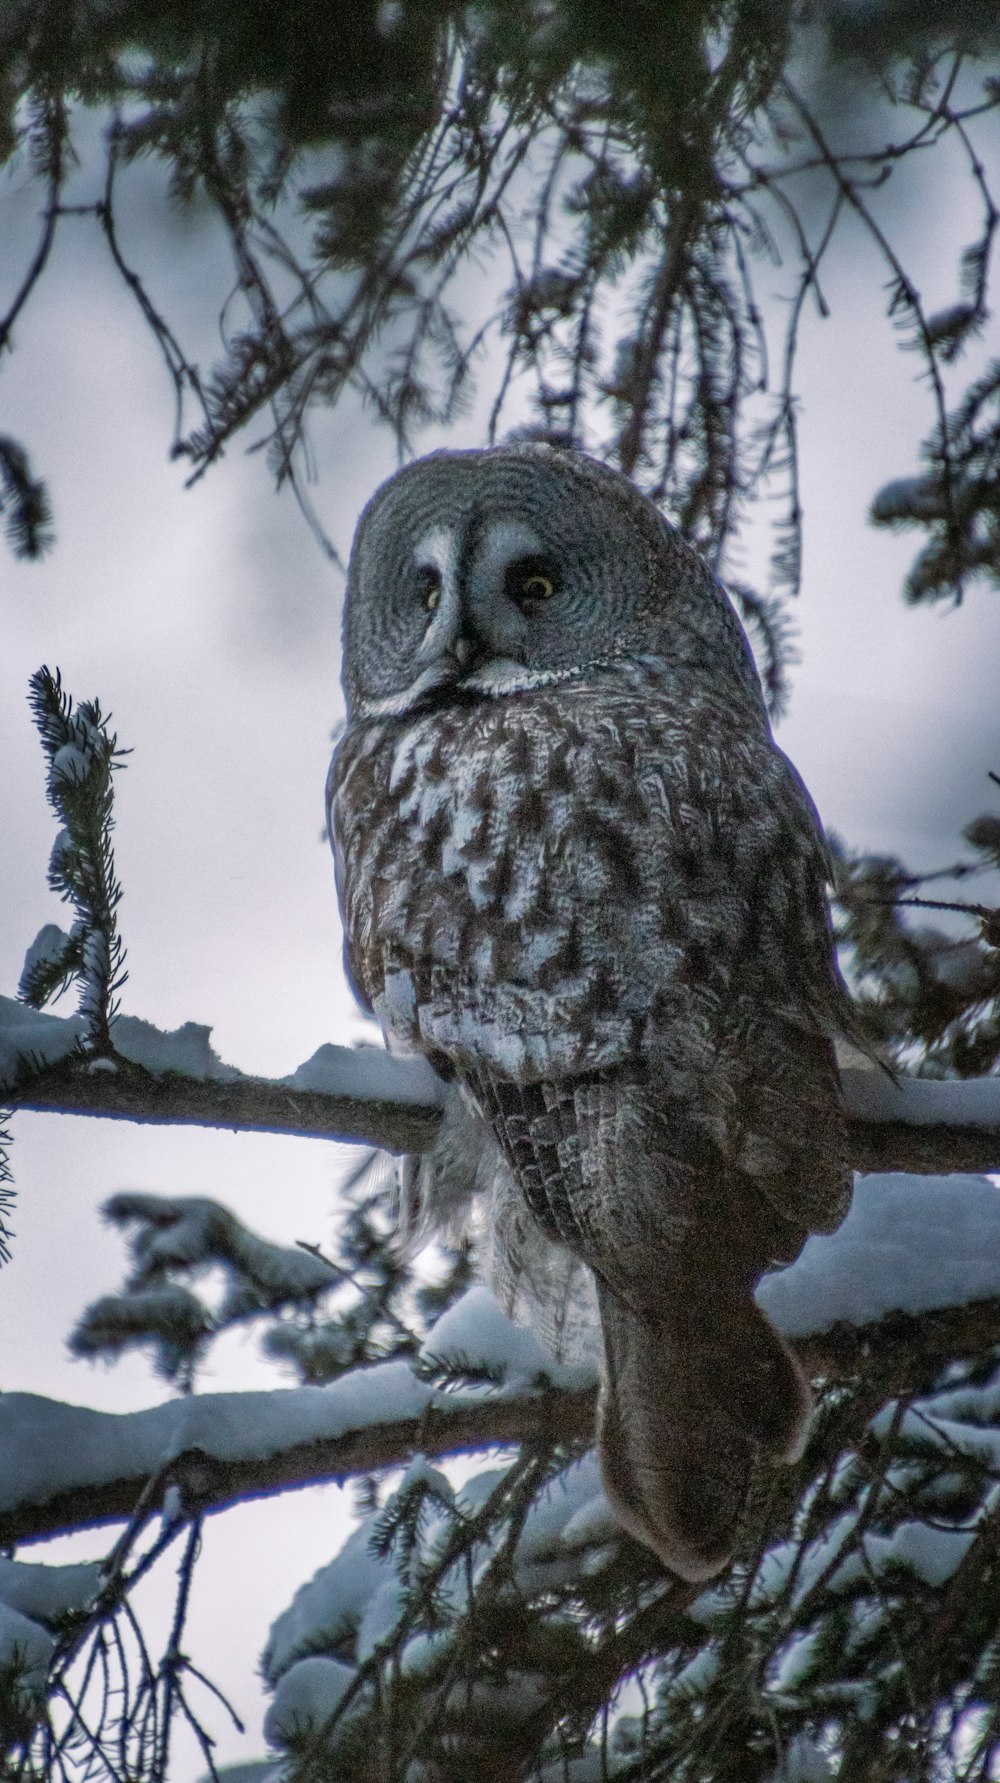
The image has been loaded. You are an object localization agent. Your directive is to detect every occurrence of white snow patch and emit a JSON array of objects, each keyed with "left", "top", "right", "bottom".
[
  {"left": 263, "top": 1520, "right": 391, "bottom": 1683},
  {"left": 399, "top": 1629, "right": 453, "bottom": 1677},
  {"left": 516, "top": 1453, "right": 606, "bottom": 1588},
  {"left": 769, "top": 1626, "right": 822, "bottom": 1693},
  {"left": 355, "top": 1574, "right": 405, "bottom": 1663},
  {"left": 51, "top": 743, "right": 92, "bottom": 782},
  {"left": 395, "top": 1452, "right": 455, "bottom": 1506},
  {"left": 750, "top": 1540, "right": 798, "bottom": 1608},
  {"left": 0, "top": 995, "right": 243, "bottom": 1088},
  {"left": 666, "top": 1642, "right": 721, "bottom": 1698},
  {"left": 48, "top": 829, "right": 73, "bottom": 873},
  {"left": 842, "top": 1068, "right": 1000, "bottom": 1131},
  {"left": 870, "top": 476, "right": 944, "bottom": 523},
  {"left": 160, "top": 1484, "right": 183, "bottom": 1531},
  {"left": 831, "top": 1521, "right": 975, "bottom": 1591},
  {"left": 0, "top": 1557, "right": 102, "bottom": 1625},
  {"left": 759, "top": 1174, "right": 1000, "bottom": 1338},
  {"left": 106, "top": 1192, "right": 336, "bottom": 1298},
  {"left": 1, "top": 992, "right": 443, "bottom": 1110},
  {"left": 113, "top": 1016, "right": 242, "bottom": 1080},
  {"left": 0, "top": 1363, "right": 434, "bottom": 1522},
  {"left": 778, "top": 1510, "right": 860, "bottom": 1612},
  {"left": 771, "top": 1731, "right": 835, "bottom": 1781},
  {"left": 20, "top": 924, "right": 73, "bottom": 986},
  {"left": 0, "top": 994, "right": 84, "bottom": 1085},
  {"left": 0, "top": 1601, "right": 54, "bottom": 1701},
  {"left": 264, "top": 1654, "right": 360, "bottom": 1746},
  {"left": 560, "top": 1491, "right": 620, "bottom": 1552},
  {"left": 870, "top": 1400, "right": 1000, "bottom": 1470},
  {"left": 284, "top": 1042, "right": 445, "bottom": 1108},
  {"left": 421, "top": 1285, "right": 554, "bottom": 1383},
  {"left": 194, "top": 1765, "right": 280, "bottom": 1783}
]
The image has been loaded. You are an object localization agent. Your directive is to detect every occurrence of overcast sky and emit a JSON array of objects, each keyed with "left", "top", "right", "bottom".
[{"left": 2, "top": 98, "right": 999, "bottom": 1775}]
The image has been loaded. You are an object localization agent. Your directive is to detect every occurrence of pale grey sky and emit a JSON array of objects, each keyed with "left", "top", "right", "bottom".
[{"left": 1, "top": 102, "right": 998, "bottom": 1774}]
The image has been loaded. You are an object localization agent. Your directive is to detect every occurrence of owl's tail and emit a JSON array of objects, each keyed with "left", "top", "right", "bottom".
[{"left": 595, "top": 1277, "right": 811, "bottom": 1582}]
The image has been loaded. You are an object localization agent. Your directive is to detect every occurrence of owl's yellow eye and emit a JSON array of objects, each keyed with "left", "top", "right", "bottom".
[
  {"left": 506, "top": 556, "right": 559, "bottom": 604},
  {"left": 416, "top": 566, "right": 442, "bottom": 611}
]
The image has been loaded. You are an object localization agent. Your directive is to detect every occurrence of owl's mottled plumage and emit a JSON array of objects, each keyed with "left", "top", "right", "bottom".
[{"left": 328, "top": 443, "right": 853, "bottom": 1580}]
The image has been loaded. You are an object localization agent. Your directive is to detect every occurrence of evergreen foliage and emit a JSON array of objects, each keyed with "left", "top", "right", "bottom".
[
  {"left": 0, "top": 1116, "right": 13, "bottom": 1265},
  {"left": 0, "top": 438, "right": 53, "bottom": 562},
  {"left": 19, "top": 667, "right": 128, "bottom": 1055},
  {"left": 2, "top": 3, "right": 998, "bottom": 669},
  {"left": 832, "top": 787, "right": 1000, "bottom": 1078}
]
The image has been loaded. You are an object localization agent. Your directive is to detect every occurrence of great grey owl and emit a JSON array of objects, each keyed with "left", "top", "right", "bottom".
[{"left": 327, "top": 443, "right": 853, "bottom": 1582}]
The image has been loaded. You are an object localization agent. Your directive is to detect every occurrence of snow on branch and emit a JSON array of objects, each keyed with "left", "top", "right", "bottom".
[
  {"left": 839, "top": 1065, "right": 1000, "bottom": 1172},
  {"left": 0, "top": 1362, "right": 597, "bottom": 1550},
  {"left": 4, "top": 1304, "right": 1000, "bottom": 1552},
  {"left": 3, "top": 1007, "right": 1000, "bottom": 1171},
  {"left": 9, "top": 1170, "right": 1000, "bottom": 1550},
  {"left": 0, "top": 996, "right": 445, "bottom": 1154}
]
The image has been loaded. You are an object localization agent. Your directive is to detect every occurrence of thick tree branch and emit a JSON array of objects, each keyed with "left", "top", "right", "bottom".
[
  {"left": 8, "top": 1051, "right": 443, "bottom": 1154},
  {"left": 7, "top": 1052, "right": 1000, "bottom": 1173},
  {"left": 1, "top": 1371, "right": 596, "bottom": 1550},
  {"left": 7, "top": 1292, "right": 1000, "bottom": 1550}
]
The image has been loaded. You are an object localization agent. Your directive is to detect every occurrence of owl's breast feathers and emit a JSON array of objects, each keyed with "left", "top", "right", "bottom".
[{"left": 328, "top": 662, "right": 851, "bottom": 1242}]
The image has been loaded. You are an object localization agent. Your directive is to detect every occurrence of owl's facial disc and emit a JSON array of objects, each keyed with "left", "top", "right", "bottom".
[{"left": 343, "top": 445, "right": 694, "bottom": 719}]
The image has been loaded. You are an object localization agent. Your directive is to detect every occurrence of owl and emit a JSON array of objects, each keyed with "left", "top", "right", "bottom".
[{"left": 327, "top": 443, "right": 853, "bottom": 1582}]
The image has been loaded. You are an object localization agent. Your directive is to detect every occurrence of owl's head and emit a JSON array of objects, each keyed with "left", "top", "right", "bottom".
[{"left": 341, "top": 443, "right": 763, "bottom": 719}]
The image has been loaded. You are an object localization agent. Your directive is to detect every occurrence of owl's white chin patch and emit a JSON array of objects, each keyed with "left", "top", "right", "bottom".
[
  {"left": 356, "top": 653, "right": 618, "bottom": 719},
  {"left": 461, "top": 658, "right": 592, "bottom": 696}
]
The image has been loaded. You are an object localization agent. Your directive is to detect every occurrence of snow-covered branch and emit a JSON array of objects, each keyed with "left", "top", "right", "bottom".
[
  {"left": 9, "top": 1166, "right": 1000, "bottom": 1549},
  {"left": 6, "top": 1302, "right": 1000, "bottom": 1551},
  {"left": 840, "top": 1066, "right": 1000, "bottom": 1174},
  {"left": 4, "top": 999, "right": 1000, "bottom": 1172},
  {"left": 0, "top": 1363, "right": 597, "bottom": 1550},
  {"left": 0, "top": 995, "right": 444, "bottom": 1154}
]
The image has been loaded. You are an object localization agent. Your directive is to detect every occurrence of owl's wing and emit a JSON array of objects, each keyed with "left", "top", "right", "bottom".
[{"left": 445, "top": 709, "right": 853, "bottom": 1253}]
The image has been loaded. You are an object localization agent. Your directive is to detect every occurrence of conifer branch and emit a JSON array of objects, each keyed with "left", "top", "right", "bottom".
[
  {"left": 6, "top": 1050, "right": 443, "bottom": 1155},
  {"left": 21, "top": 667, "right": 129, "bottom": 1053},
  {"left": 0, "top": 436, "right": 54, "bottom": 559},
  {"left": 8, "top": 1292, "right": 1000, "bottom": 1550},
  {"left": 0, "top": 94, "right": 68, "bottom": 358},
  {"left": 7, "top": 1051, "right": 1000, "bottom": 1175}
]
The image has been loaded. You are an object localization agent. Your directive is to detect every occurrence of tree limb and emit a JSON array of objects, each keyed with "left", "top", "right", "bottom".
[
  {"left": 0, "top": 1373, "right": 596, "bottom": 1550},
  {"left": 7, "top": 1054, "right": 1000, "bottom": 1173},
  {"left": 8, "top": 1051, "right": 443, "bottom": 1155},
  {"left": 8, "top": 1291, "right": 1000, "bottom": 1550}
]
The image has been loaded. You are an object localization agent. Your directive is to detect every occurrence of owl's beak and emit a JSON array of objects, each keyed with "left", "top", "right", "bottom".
[{"left": 449, "top": 632, "right": 480, "bottom": 672}]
